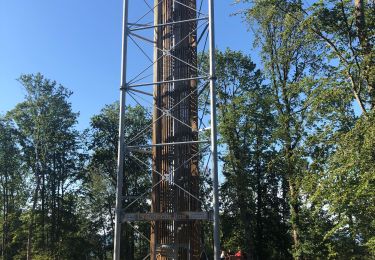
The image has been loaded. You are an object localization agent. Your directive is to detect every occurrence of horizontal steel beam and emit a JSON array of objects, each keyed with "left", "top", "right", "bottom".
[
  {"left": 127, "top": 148, "right": 152, "bottom": 154},
  {"left": 129, "top": 17, "right": 208, "bottom": 31},
  {"left": 122, "top": 211, "right": 213, "bottom": 222},
  {"left": 127, "top": 76, "right": 207, "bottom": 88},
  {"left": 128, "top": 88, "right": 153, "bottom": 96},
  {"left": 157, "top": 243, "right": 189, "bottom": 251},
  {"left": 122, "top": 195, "right": 143, "bottom": 200},
  {"left": 127, "top": 140, "right": 209, "bottom": 149}
]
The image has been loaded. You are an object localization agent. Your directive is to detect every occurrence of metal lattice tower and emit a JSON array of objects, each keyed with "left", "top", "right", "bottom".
[{"left": 113, "top": 0, "right": 219, "bottom": 259}]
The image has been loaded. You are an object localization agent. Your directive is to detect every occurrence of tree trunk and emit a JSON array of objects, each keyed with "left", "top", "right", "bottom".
[
  {"left": 27, "top": 143, "right": 42, "bottom": 260},
  {"left": 289, "top": 179, "right": 300, "bottom": 260},
  {"left": 27, "top": 182, "right": 40, "bottom": 260},
  {"left": 283, "top": 83, "right": 301, "bottom": 258},
  {"left": 354, "top": 0, "right": 366, "bottom": 47},
  {"left": 255, "top": 130, "right": 264, "bottom": 260}
]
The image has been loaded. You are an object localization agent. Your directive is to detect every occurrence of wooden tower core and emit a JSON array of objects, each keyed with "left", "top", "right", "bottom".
[{"left": 151, "top": 0, "right": 200, "bottom": 259}]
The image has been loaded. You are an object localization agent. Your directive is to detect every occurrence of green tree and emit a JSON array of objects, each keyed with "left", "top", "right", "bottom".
[
  {"left": 213, "top": 50, "right": 290, "bottom": 259},
  {"left": 305, "top": 0, "right": 375, "bottom": 114},
  {"left": 307, "top": 113, "right": 375, "bottom": 259},
  {"left": 0, "top": 117, "right": 25, "bottom": 259},
  {"left": 85, "top": 102, "right": 151, "bottom": 259},
  {"left": 241, "top": 0, "right": 329, "bottom": 258},
  {"left": 9, "top": 73, "right": 85, "bottom": 259},
  {"left": 298, "top": 1, "right": 375, "bottom": 258}
]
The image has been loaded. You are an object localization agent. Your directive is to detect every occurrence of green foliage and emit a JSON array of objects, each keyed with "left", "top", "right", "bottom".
[
  {"left": 242, "top": 1, "right": 327, "bottom": 258},
  {"left": 84, "top": 102, "right": 151, "bottom": 258},
  {"left": 7, "top": 73, "right": 86, "bottom": 259},
  {"left": 0, "top": 118, "right": 25, "bottom": 260},
  {"left": 310, "top": 113, "right": 375, "bottom": 259},
  {"left": 306, "top": 0, "right": 375, "bottom": 113},
  {"left": 215, "top": 49, "right": 291, "bottom": 259}
]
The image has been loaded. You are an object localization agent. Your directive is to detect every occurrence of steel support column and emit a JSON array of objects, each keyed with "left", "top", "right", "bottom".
[
  {"left": 208, "top": 0, "right": 220, "bottom": 259},
  {"left": 113, "top": 0, "right": 129, "bottom": 259}
]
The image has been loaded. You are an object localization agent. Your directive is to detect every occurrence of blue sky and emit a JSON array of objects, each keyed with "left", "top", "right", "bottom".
[{"left": 0, "top": 0, "right": 253, "bottom": 129}]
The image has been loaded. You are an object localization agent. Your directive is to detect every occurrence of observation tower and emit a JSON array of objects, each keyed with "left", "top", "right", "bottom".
[{"left": 113, "top": 0, "right": 219, "bottom": 259}]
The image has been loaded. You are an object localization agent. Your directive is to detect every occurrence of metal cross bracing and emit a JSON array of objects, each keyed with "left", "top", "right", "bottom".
[{"left": 113, "top": 0, "right": 219, "bottom": 259}]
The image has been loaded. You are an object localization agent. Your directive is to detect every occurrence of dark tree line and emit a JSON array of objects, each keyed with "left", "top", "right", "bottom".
[{"left": 0, "top": 0, "right": 374, "bottom": 259}]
